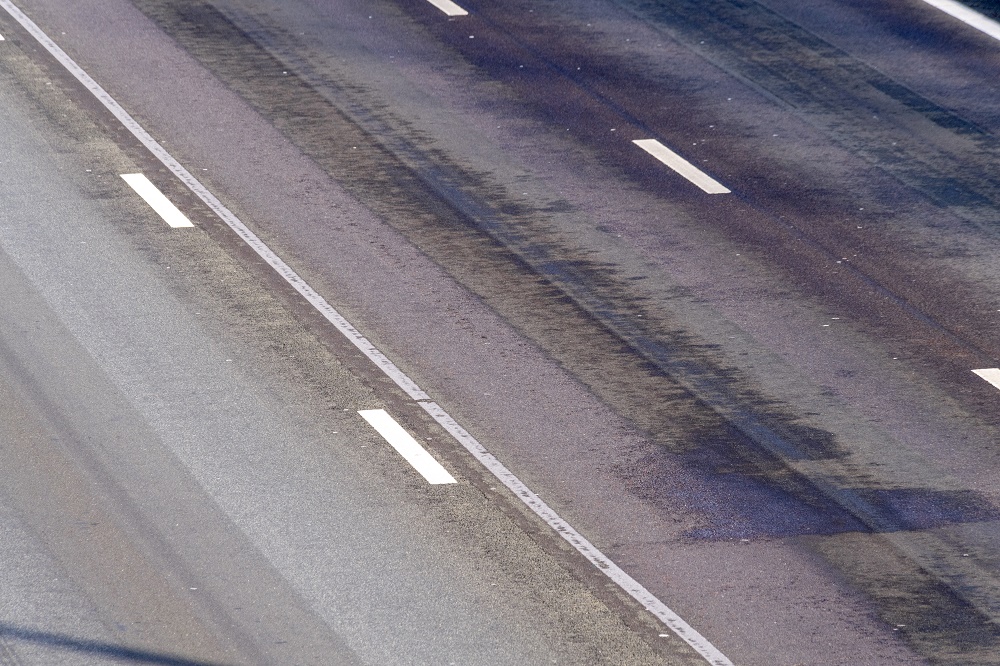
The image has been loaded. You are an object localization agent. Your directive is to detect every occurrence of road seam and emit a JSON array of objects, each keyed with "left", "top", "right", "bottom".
[{"left": 0, "top": 2, "right": 732, "bottom": 663}]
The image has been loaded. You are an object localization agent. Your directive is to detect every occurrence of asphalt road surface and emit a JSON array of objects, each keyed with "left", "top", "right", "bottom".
[{"left": 0, "top": 0, "right": 999, "bottom": 664}]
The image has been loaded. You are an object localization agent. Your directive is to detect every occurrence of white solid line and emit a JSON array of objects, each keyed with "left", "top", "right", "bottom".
[
  {"left": 358, "top": 409, "right": 457, "bottom": 484},
  {"left": 418, "top": 401, "right": 734, "bottom": 665},
  {"left": 120, "top": 173, "right": 194, "bottom": 228},
  {"left": 425, "top": 0, "right": 468, "bottom": 17},
  {"left": 633, "top": 139, "right": 730, "bottom": 194},
  {"left": 972, "top": 368, "right": 1000, "bottom": 391},
  {"left": 1, "top": 3, "right": 733, "bottom": 663},
  {"left": 0, "top": 0, "right": 429, "bottom": 403},
  {"left": 919, "top": 0, "right": 1000, "bottom": 42}
]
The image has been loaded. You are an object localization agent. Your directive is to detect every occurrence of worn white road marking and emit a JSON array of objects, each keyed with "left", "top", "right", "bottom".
[
  {"left": 425, "top": 0, "right": 468, "bottom": 16},
  {"left": 359, "top": 409, "right": 456, "bottom": 484},
  {"left": 120, "top": 173, "right": 194, "bottom": 228},
  {"left": 418, "top": 401, "right": 733, "bottom": 665},
  {"left": 1, "top": 3, "right": 732, "bottom": 663},
  {"left": 973, "top": 368, "right": 1000, "bottom": 391},
  {"left": 633, "top": 139, "right": 730, "bottom": 194},
  {"left": 920, "top": 0, "right": 1000, "bottom": 42}
]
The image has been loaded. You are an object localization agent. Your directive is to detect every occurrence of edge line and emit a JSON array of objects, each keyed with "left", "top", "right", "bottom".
[
  {"left": 0, "top": 0, "right": 430, "bottom": 403},
  {"left": 0, "top": 3, "right": 732, "bottom": 664}
]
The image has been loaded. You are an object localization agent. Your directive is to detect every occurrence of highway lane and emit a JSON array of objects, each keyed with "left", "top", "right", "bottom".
[
  {"left": 0, "top": 16, "right": 675, "bottom": 665},
  {"left": 4, "top": 0, "right": 1000, "bottom": 664}
]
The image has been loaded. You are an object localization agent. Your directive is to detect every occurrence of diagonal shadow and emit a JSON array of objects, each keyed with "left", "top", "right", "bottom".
[{"left": 0, "top": 623, "right": 232, "bottom": 666}]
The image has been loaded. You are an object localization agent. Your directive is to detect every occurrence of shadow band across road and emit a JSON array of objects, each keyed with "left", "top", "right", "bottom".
[{"left": 0, "top": 623, "right": 232, "bottom": 666}]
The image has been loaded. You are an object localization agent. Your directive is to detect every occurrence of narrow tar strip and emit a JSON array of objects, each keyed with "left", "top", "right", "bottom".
[{"left": 0, "top": 2, "right": 732, "bottom": 662}]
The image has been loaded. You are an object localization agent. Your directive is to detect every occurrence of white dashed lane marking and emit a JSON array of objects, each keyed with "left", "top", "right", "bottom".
[
  {"left": 359, "top": 409, "right": 457, "bottom": 484},
  {"left": 920, "top": 0, "right": 1000, "bottom": 42},
  {"left": 120, "top": 173, "right": 194, "bottom": 228},
  {"left": 973, "top": 368, "right": 1000, "bottom": 391},
  {"left": 633, "top": 139, "right": 731, "bottom": 194},
  {"left": 1, "top": 2, "right": 734, "bottom": 662},
  {"left": 425, "top": 0, "right": 468, "bottom": 17}
]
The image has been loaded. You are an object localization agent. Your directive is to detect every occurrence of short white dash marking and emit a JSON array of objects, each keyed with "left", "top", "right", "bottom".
[
  {"left": 120, "top": 173, "right": 193, "bottom": 228},
  {"left": 359, "top": 409, "right": 456, "bottom": 484},
  {"left": 919, "top": 0, "right": 1000, "bottom": 42},
  {"left": 417, "top": 400, "right": 733, "bottom": 665},
  {"left": 0, "top": 3, "right": 731, "bottom": 660},
  {"left": 633, "top": 139, "right": 730, "bottom": 194},
  {"left": 0, "top": 33, "right": 5, "bottom": 40},
  {"left": 425, "top": 0, "right": 468, "bottom": 17},
  {"left": 972, "top": 368, "right": 1000, "bottom": 391}
]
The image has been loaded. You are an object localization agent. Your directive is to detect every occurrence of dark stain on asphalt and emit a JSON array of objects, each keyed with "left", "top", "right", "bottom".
[{"left": 125, "top": 1, "right": 1000, "bottom": 661}]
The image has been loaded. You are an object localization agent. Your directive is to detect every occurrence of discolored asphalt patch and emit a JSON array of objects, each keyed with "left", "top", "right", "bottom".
[{"left": 115, "top": 0, "right": 1000, "bottom": 660}]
